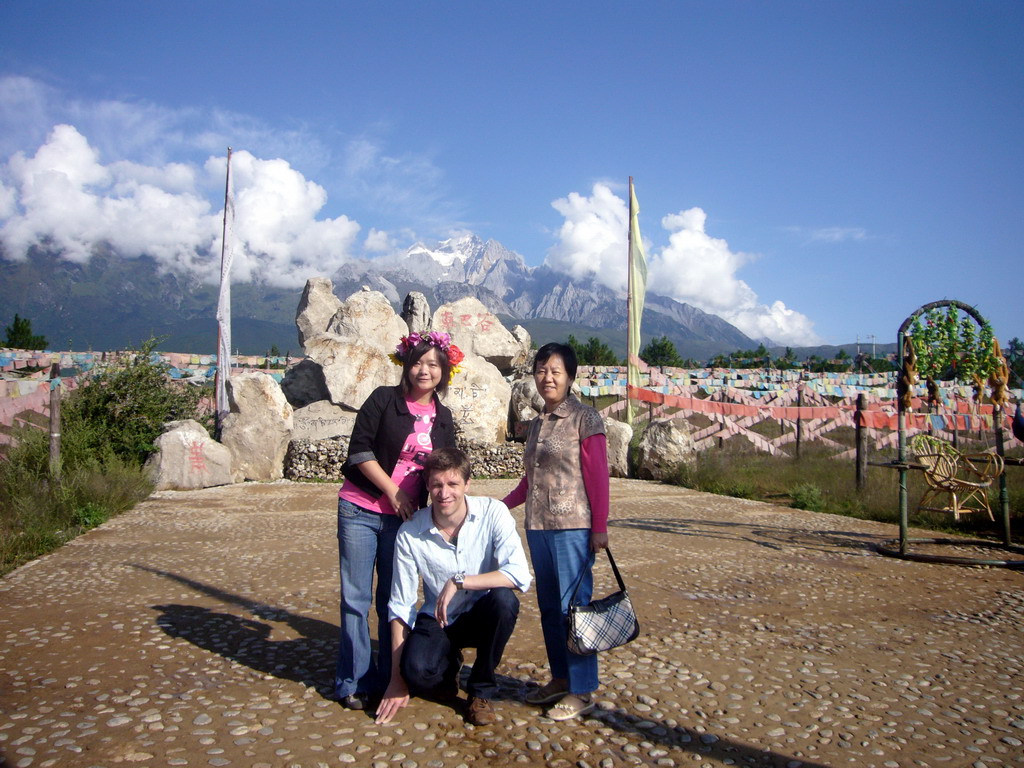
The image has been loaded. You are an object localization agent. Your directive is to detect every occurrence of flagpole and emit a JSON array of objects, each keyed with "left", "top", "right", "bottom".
[
  {"left": 626, "top": 176, "right": 635, "bottom": 427},
  {"left": 215, "top": 147, "right": 233, "bottom": 435}
]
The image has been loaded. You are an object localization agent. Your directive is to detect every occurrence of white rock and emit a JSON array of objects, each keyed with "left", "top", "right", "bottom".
[
  {"left": 291, "top": 400, "right": 356, "bottom": 441},
  {"left": 328, "top": 288, "right": 408, "bottom": 353},
  {"left": 305, "top": 335, "right": 401, "bottom": 411},
  {"left": 220, "top": 372, "right": 294, "bottom": 482},
  {"left": 432, "top": 296, "right": 524, "bottom": 374},
  {"left": 401, "top": 291, "right": 432, "bottom": 334},
  {"left": 634, "top": 418, "right": 695, "bottom": 481},
  {"left": 604, "top": 418, "right": 633, "bottom": 478},
  {"left": 444, "top": 354, "right": 511, "bottom": 444},
  {"left": 296, "top": 277, "right": 342, "bottom": 351},
  {"left": 145, "top": 419, "right": 233, "bottom": 491}
]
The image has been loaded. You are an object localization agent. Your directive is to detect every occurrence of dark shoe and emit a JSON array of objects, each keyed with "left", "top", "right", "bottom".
[
  {"left": 339, "top": 693, "right": 367, "bottom": 710},
  {"left": 465, "top": 696, "right": 497, "bottom": 726},
  {"left": 526, "top": 679, "right": 569, "bottom": 705}
]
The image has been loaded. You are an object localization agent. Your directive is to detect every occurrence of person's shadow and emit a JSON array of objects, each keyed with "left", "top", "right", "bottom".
[{"left": 132, "top": 564, "right": 340, "bottom": 697}]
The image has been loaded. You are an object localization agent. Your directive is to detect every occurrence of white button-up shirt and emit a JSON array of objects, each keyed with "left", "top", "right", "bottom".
[{"left": 388, "top": 496, "right": 532, "bottom": 628}]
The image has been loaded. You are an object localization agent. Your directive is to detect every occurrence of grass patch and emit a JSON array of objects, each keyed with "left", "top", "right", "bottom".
[
  {"left": 1, "top": 338, "right": 207, "bottom": 577},
  {"left": 665, "top": 440, "right": 1023, "bottom": 540}
]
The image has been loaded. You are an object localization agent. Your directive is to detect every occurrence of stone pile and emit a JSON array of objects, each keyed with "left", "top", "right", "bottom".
[
  {"left": 457, "top": 438, "right": 525, "bottom": 479},
  {"left": 284, "top": 436, "right": 350, "bottom": 482},
  {"left": 283, "top": 436, "right": 525, "bottom": 481}
]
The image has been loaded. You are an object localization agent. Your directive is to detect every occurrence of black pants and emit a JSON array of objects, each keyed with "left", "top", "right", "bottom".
[{"left": 400, "top": 587, "right": 519, "bottom": 700}]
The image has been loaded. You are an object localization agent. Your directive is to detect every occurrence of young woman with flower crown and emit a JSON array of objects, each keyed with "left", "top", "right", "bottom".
[{"left": 333, "top": 331, "right": 464, "bottom": 710}]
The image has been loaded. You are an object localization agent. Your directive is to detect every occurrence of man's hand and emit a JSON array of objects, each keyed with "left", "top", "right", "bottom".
[
  {"left": 374, "top": 678, "right": 410, "bottom": 724},
  {"left": 591, "top": 531, "right": 609, "bottom": 551},
  {"left": 387, "top": 487, "right": 415, "bottom": 520},
  {"left": 435, "top": 577, "right": 459, "bottom": 627}
]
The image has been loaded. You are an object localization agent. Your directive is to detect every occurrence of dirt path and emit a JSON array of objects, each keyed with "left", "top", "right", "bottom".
[{"left": 2, "top": 479, "right": 1022, "bottom": 768}]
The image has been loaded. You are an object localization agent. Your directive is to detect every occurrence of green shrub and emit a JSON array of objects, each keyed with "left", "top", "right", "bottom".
[
  {"left": 60, "top": 338, "right": 210, "bottom": 468},
  {"left": 0, "top": 337, "right": 195, "bottom": 575},
  {"left": 790, "top": 483, "right": 825, "bottom": 511}
]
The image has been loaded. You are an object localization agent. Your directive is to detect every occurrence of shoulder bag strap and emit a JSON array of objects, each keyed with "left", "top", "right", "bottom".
[{"left": 569, "top": 548, "right": 628, "bottom": 607}]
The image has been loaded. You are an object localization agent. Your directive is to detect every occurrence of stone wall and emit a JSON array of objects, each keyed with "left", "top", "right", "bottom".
[{"left": 284, "top": 436, "right": 524, "bottom": 482}]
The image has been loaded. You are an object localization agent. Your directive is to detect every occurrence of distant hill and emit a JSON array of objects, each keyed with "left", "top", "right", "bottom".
[{"left": 1, "top": 235, "right": 764, "bottom": 359}]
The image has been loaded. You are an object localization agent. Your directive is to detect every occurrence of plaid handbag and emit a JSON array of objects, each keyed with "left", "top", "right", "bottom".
[{"left": 567, "top": 548, "right": 640, "bottom": 655}]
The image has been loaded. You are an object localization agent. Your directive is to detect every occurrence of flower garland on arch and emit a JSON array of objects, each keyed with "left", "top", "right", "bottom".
[{"left": 389, "top": 330, "right": 465, "bottom": 383}]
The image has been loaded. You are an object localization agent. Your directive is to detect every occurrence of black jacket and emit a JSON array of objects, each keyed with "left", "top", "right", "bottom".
[{"left": 341, "top": 385, "right": 456, "bottom": 507}]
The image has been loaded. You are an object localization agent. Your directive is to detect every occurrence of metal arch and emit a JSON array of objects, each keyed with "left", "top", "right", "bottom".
[{"left": 889, "top": 300, "right": 1018, "bottom": 566}]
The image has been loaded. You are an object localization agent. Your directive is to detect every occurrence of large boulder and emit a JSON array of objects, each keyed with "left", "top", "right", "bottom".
[
  {"left": 604, "top": 418, "right": 633, "bottom": 478},
  {"left": 292, "top": 399, "right": 356, "bottom": 441},
  {"left": 305, "top": 335, "right": 401, "bottom": 410},
  {"left": 280, "top": 358, "right": 330, "bottom": 409},
  {"left": 432, "top": 297, "right": 524, "bottom": 374},
  {"left": 220, "top": 372, "right": 294, "bottom": 482},
  {"left": 328, "top": 288, "right": 408, "bottom": 353},
  {"left": 296, "top": 277, "right": 343, "bottom": 351},
  {"left": 445, "top": 354, "right": 512, "bottom": 444},
  {"left": 402, "top": 291, "right": 432, "bottom": 334},
  {"left": 145, "top": 420, "right": 233, "bottom": 490},
  {"left": 509, "top": 376, "right": 544, "bottom": 441},
  {"left": 634, "top": 418, "right": 695, "bottom": 481},
  {"left": 510, "top": 325, "right": 533, "bottom": 372}
]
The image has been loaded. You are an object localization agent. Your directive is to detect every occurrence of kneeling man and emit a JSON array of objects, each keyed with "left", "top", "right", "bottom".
[{"left": 375, "top": 447, "right": 531, "bottom": 725}]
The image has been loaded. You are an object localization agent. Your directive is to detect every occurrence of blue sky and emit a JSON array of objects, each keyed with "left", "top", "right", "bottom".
[{"left": 1, "top": 1, "right": 1021, "bottom": 347}]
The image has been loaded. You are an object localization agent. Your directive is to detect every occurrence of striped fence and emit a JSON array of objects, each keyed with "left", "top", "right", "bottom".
[{"left": 577, "top": 365, "right": 1022, "bottom": 458}]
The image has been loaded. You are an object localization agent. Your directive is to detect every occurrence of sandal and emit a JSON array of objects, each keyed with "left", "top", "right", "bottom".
[
  {"left": 545, "top": 694, "right": 594, "bottom": 721},
  {"left": 525, "top": 679, "right": 569, "bottom": 705}
]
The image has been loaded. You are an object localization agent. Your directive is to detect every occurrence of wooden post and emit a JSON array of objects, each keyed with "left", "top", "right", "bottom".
[
  {"left": 994, "top": 404, "right": 1011, "bottom": 546},
  {"left": 855, "top": 393, "right": 867, "bottom": 491},
  {"left": 795, "top": 387, "right": 803, "bottom": 459},
  {"left": 48, "top": 363, "right": 61, "bottom": 481}
]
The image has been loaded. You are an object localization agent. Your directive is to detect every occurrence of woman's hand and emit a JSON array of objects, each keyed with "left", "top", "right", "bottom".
[
  {"left": 374, "top": 678, "right": 410, "bottom": 724},
  {"left": 387, "top": 487, "right": 415, "bottom": 520},
  {"left": 590, "top": 531, "right": 609, "bottom": 551}
]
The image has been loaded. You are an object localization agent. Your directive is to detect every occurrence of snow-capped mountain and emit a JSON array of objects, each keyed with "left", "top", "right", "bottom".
[{"left": 331, "top": 234, "right": 755, "bottom": 350}]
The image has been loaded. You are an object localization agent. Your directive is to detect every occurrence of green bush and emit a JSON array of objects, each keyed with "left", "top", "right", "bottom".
[
  {"left": 60, "top": 338, "right": 210, "bottom": 468},
  {"left": 790, "top": 483, "right": 825, "bottom": 511},
  {"left": 1, "top": 338, "right": 202, "bottom": 575}
]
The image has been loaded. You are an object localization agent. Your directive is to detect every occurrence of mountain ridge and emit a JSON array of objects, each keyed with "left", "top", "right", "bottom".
[{"left": 2, "top": 234, "right": 760, "bottom": 358}]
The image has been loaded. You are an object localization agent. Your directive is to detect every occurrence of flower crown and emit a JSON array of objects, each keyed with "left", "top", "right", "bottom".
[{"left": 389, "top": 331, "right": 465, "bottom": 383}]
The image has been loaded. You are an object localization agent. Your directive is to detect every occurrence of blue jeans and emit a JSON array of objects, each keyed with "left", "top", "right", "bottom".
[
  {"left": 526, "top": 528, "right": 599, "bottom": 695},
  {"left": 334, "top": 498, "right": 402, "bottom": 698}
]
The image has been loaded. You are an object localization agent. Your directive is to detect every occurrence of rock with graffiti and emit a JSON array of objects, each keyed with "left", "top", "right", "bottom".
[{"left": 145, "top": 419, "right": 234, "bottom": 491}]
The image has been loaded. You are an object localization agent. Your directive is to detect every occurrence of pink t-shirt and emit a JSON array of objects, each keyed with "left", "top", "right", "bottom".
[{"left": 338, "top": 399, "right": 436, "bottom": 515}]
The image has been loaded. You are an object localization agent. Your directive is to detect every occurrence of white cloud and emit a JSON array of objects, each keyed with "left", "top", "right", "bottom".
[
  {"left": 0, "top": 124, "right": 359, "bottom": 287},
  {"left": 364, "top": 227, "right": 396, "bottom": 253},
  {"left": 547, "top": 184, "right": 823, "bottom": 346},
  {"left": 546, "top": 183, "right": 629, "bottom": 289}
]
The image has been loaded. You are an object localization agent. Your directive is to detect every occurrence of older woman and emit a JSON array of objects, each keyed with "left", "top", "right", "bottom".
[
  {"left": 502, "top": 342, "right": 609, "bottom": 721},
  {"left": 334, "top": 331, "right": 462, "bottom": 710}
]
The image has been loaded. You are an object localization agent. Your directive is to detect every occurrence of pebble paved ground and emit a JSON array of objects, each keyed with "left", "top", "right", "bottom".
[{"left": 2, "top": 478, "right": 1023, "bottom": 768}]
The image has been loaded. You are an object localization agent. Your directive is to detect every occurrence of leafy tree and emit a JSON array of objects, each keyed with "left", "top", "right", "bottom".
[
  {"left": 567, "top": 335, "right": 619, "bottom": 366},
  {"left": 269, "top": 344, "right": 281, "bottom": 357},
  {"left": 3, "top": 314, "right": 48, "bottom": 350},
  {"left": 640, "top": 336, "right": 684, "bottom": 367}
]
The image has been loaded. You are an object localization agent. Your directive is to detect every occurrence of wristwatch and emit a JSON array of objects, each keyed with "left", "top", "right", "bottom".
[{"left": 452, "top": 571, "right": 466, "bottom": 590}]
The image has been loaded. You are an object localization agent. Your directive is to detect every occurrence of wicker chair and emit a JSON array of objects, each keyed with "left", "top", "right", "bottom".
[{"left": 909, "top": 434, "right": 1004, "bottom": 521}]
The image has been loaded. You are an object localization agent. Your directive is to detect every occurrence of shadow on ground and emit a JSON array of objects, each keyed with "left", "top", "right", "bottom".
[
  {"left": 132, "top": 564, "right": 338, "bottom": 696},
  {"left": 613, "top": 516, "right": 882, "bottom": 556},
  {"left": 133, "top": 565, "right": 832, "bottom": 767}
]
